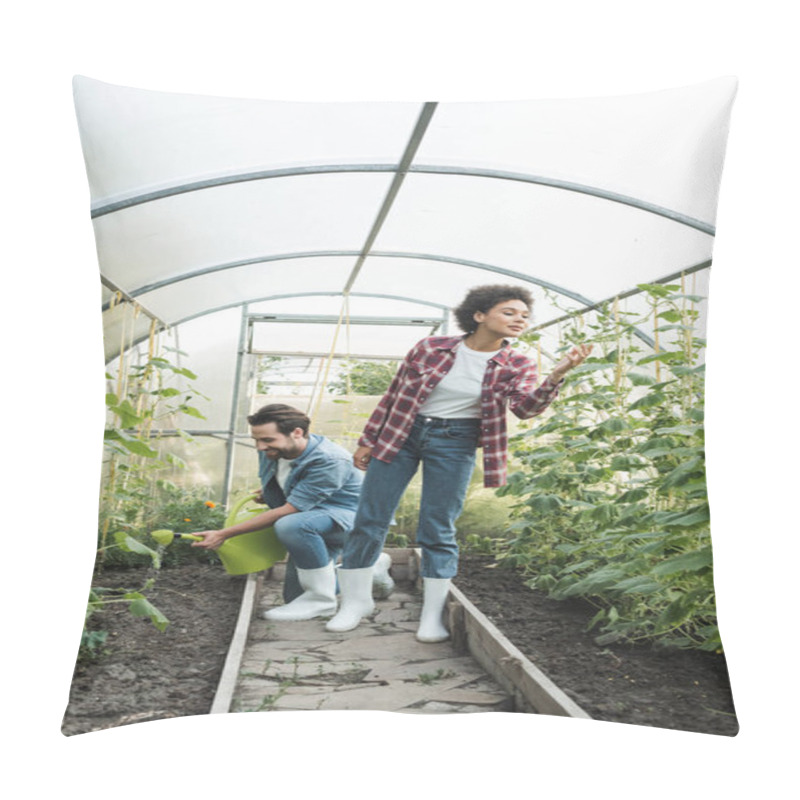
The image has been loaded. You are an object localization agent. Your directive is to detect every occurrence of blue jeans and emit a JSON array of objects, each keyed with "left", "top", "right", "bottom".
[
  {"left": 274, "top": 511, "right": 346, "bottom": 601},
  {"left": 342, "top": 416, "right": 480, "bottom": 579}
]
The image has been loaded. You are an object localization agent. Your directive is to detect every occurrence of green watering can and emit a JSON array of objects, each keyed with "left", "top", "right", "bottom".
[{"left": 151, "top": 493, "right": 286, "bottom": 575}]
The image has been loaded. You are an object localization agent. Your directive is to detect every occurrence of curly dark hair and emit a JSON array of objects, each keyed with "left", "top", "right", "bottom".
[
  {"left": 453, "top": 284, "right": 534, "bottom": 333},
  {"left": 247, "top": 404, "right": 310, "bottom": 436}
]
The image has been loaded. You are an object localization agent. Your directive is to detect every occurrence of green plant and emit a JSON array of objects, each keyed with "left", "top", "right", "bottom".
[
  {"left": 85, "top": 337, "right": 212, "bottom": 655},
  {"left": 495, "top": 279, "right": 719, "bottom": 651},
  {"left": 100, "top": 343, "right": 209, "bottom": 566},
  {"left": 385, "top": 531, "right": 410, "bottom": 547},
  {"left": 255, "top": 355, "right": 287, "bottom": 394},
  {"left": 245, "top": 657, "right": 302, "bottom": 712},
  {"left": 463, "top": 533, "right": 497, "bottom": 555},
  {"left": 456, "top": 473, "right": 514, "bottom": 547},
  {"left": 417, "top": 669, "right": 457, "bottom": 684},
  {"left": 328, "top": 359, "right": 399, "bottom": 395},
  {"left": 100, "top": 485, "right": 227, "bottom": 569},
  {"left": 79, "top": 535, "right": 170, "bottom": 664},
  {"left": 78, "top": 589, "right": 110, "bottom": 663},
  {"left": 78, "top": 628, "right": 109, "bottom": 662}
]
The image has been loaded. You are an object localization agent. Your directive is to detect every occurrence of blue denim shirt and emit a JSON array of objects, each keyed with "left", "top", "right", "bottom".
[{"left": 257, "top": 434, "right": 363, "bottom": 531}]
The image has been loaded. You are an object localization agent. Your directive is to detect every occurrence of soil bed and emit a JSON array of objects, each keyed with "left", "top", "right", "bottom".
[
  {"left": 456, "top": 553, "right": 738, "bottom": 735},
  {"left": 62, "top": 563, "right": 245, "bottom": 736},
  {"left": 63, "top": 557, "right": 738, "bottom": 737}
]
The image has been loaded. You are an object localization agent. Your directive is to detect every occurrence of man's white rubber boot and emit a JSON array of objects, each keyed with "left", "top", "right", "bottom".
[
  {"left": 325, "top": 567, "right": 375, "bottom": 632},
  {"left": 372, "top": 552, "right": 395, "bottom": 599},
  {"left": 262, "top": 562, "right": 337, "bottom": 621},
  {"left": 416, "top": 577, "right": 451, "bottom": 642}
]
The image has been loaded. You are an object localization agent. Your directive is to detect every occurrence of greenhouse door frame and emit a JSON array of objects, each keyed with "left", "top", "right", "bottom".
[{"left": 221, "top": 304, "right": 449, "bottom": 505}]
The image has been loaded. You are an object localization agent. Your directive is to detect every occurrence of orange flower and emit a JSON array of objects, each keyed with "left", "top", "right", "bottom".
[
  {"left": 184, "top": 518, "right": 192, "bottom": 522},
  {"left": 205, "top": 501, "right": 217, "bottom": 508}
]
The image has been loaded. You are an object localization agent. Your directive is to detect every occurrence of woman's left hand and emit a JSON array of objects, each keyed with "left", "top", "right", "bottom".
[{"left": 551, "top": 343, "right": 593, "bottom": 381}]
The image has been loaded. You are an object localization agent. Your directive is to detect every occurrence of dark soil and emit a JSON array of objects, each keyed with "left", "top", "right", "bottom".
[
  {"left": 456, "top": 553, "right": 738, "bottom": 736},
  {"left": 62, "top": 557, "right": 738, "bottom": 736},
  {"left": 61, "top": 563, "right": 245, "bottom": 736}
]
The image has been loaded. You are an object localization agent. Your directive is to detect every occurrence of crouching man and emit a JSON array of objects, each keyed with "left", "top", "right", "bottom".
[{"left": 191, "top": 404, "right": 389, "bottom": 621}]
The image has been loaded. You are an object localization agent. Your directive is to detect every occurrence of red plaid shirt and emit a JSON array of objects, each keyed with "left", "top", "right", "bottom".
[{"left": 358, "top": 335, "right": 562, "bottom": 487}]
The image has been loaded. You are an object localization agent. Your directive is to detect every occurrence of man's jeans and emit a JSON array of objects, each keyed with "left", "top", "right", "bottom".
[
  {"left": 275, "top": 510, "right": 345, "bottom": 601},
  {"left": 342, "top": 416, "right": 480, "bottom": 579}
]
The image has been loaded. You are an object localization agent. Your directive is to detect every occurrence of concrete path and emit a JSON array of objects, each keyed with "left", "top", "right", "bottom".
[{"left": 231, "top": 572, "right": 512, "bottom": 714}]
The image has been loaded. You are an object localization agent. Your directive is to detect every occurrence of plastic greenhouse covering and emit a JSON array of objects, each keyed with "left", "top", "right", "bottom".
[{"left": 74, "top": 75, "right": 734, "bottom": 501}]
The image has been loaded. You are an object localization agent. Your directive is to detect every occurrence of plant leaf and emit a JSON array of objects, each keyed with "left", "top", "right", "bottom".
[
  {"left": 652, "top": 547, "right": 712, "bottom": 576},
  {"left": 114, "top": 532, "right": 162, "bottom": 569},
  {"left": 124, "top": 593, "right": 170, "bottom": 631}
]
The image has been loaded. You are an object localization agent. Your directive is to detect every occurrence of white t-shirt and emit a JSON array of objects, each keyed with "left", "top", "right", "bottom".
[
  {"left": 417, "top": 342, "right": 501, "bottom": 418},
  {"left": 275, "top": 458, "right": 296, "bottom": 490}
]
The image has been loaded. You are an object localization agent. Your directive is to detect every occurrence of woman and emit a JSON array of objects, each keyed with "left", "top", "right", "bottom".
[{"left": 326, "top": 284, "right": 592, "bottom": 640}]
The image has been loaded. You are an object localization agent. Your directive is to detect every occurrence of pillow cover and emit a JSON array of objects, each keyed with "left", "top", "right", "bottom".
[{"left": 64, "top": 75, "right": 738, "bottom": 736}]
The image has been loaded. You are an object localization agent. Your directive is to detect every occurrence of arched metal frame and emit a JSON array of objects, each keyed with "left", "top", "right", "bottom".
[
  {"left": 96, "top": 100, "right": 716, "bottom": 504},
  {"left": 103, "top": 291, "right": 452, "bottom": 360},
  {"left": 122, "top": 250, "right": 599, "bottom": 309},
  {"left": 90, "top": 163, "right": 715, "bottom": 236},
  {"left": 109, "top": 256, "right": 712, "bottom": 357},
  {"left": 100, "top": 98, "right": 714, "bottom": 352}
]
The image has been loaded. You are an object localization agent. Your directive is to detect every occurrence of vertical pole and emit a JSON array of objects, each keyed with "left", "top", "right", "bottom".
[{"left": 222, "top": 304, "right": 250, "bottom": 508}]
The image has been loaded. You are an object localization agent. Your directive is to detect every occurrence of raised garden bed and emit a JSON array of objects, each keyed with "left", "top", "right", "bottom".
[
  {"left": 62, "top": 554, "right": 738, "bottom": 736},
  {"left": 62, "top": 563, "right": 245, "bottom": 736},
  {"left": 455, "top": 553, "right": 738, "bottom": 735}
]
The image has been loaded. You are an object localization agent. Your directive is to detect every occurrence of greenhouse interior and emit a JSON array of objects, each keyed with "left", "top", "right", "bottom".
[{"left": 72, "top": 73, "right": 737, "bottom": 676}]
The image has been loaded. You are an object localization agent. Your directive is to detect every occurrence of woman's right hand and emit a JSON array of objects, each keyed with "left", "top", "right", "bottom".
[{"left": 353, "top": 445, "right": 373, "bottom": 471}]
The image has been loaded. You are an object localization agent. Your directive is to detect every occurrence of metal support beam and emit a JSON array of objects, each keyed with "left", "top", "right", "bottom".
[
  {"left": 117, "top": 249, "right": 599, "bottom": 309},
  {"left": 221, "top": 304, "right": 250, "bottom": 507},
  {"left": 529, "top": 261, "right": 712, "bottom": 347},
  {"left": 249, "top": 313, "right": 442, "bottom": 327},
  {"left": 109, "top": 256, "right": 710, "bottom": 358},
  {"left": 91, "top": 162, "right": 715, "bottom": 235},
  {"left": 249, "top": 349, "right": 411, "bottom": 360},
  {"left": 342, "top": 103, "right": 438, "bottom": 294},
  {"left": 104, "top": 289, "right": 452, "bottom": 361},
  {"left": 104, "top": 286, "right": 450, "bottom": 316},
  {"left": 100, "top": 275, "right": 169, "bottom": 330},
  {"left": 409, "top": 165, "right": 715, "bottom": 235}
]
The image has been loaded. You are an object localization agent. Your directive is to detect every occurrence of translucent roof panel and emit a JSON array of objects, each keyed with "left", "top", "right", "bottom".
[
  {"left": 101, "top": 284, "right": 116, "bottom": 305},
  {"left": 102, "top": 302, "right": 163, "bottom": 362},
  {"left": 74, "top": 77, "right": 422, "bottom": 203},
  {"left": 137, "top": 256, "right": 358, "bottom": 325},
  {"left": 354, "top": 254, "right": 597, "bottom": 325},
  {"left": 414, "top": 81, "right": 734, "bottom": 224},
  {"left": 74, "top": 75, "right": 735, "bottom": 368},
  {"left": 367, "top": 173, "right": 713, "bottom": 301},
  {"left": 92, "top": 173, "right": 395, "bottom": 305},
  {"left": 152, "top": 308, "right": 243, "bottom": 431}
]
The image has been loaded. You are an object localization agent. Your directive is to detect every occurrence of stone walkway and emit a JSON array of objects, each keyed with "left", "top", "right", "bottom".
[{"left": 231, "top": 571, "right": 513, "bottom": 714}]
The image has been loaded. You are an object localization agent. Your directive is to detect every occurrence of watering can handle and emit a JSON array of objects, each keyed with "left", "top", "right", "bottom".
[
  {"left": 224, "top": 491, "right": 263, "bottom": 528},
  {"left": 176, "top": 533, "right": 203, "bottom": 543}
]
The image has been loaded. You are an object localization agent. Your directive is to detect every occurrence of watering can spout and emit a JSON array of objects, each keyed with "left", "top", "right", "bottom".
[
  {"left": 149, "top": 493, "right": 286, "bottom": 575},
  {"left": 151, "top": 529, "right": 201, "bottom": 546}
]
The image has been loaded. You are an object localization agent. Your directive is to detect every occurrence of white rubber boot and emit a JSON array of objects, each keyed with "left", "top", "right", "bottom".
[
  {"left": 371, "top": 552, "right": 395, "bottom": 599},
  {"left": 325, "top": 567, "right": 375, "bottom": 632},
  {"left": 262, "top": 562, "right": 337, "bottom": 621},
  {"left": 416, "top": 577, "right": 451, "bottom": 642}
]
